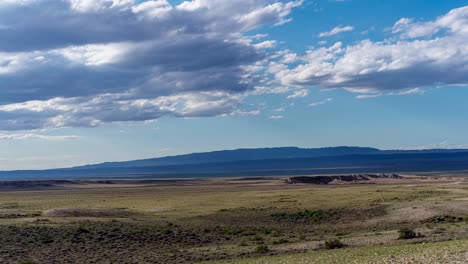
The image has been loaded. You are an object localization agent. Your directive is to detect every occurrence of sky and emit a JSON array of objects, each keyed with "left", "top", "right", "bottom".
[{"left": 1, "top": 0, "right": 468, "bottom": 170}]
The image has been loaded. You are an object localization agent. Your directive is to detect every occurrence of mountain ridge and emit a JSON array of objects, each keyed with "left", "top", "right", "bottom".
[
  {"left": 71, "top": 146, "right": 381, "bottom": 169},
  {"left": 72, "top": 146, "right": 468, "bottom": 170},
  {"left": 2, "top": 146, "right": 468, "bottom": 180}
]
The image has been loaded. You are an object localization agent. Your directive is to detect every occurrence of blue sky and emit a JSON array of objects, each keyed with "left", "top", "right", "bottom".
[{"left": 0, "top": 0, "right": 467, "bottom": 170}]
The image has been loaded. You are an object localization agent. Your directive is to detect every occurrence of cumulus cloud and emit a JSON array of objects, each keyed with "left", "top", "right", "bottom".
[
  {"left": 276, "top": 6, "right": 468, "bottom": 94},
  {"left": 0, "top": 91, "right": 245, "bottom": 130},
  {"left": 0, "top": 0, "right": 302, "bottom": 130},
  {"left": 318, "top": 25, "right": 354, "bottom": 37}
]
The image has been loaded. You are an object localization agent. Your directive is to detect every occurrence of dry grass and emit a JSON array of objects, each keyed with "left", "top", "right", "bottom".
[
  {"left": 208, "top": 239, "right": 468, "bottom": 264},
  {"left": 0, "top": 176, "right": 467, "bottom": 263}
]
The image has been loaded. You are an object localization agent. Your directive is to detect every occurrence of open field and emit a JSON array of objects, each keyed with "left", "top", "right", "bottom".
[{"left": 0, "top": 174, "right": 467, "bottom": 263}]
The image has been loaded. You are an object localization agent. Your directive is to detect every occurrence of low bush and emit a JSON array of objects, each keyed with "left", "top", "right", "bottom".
[
  {"left": 255, "top": 244, "right": 269, "bottom": 253},
  {"left": 324, "top": 239, "right": 346, "bottom": 249},
  {"left": 398, "top": 228, "right": 417, "bottom": 239},
  {"left": 272, "top": 238, "right": 289, "bottom": 245},
  {"left": 238, "top": 241, "right": 248, "bottom": 247},
  {"left": 251, "top": 235, "right": 263, "bottom": 241}
]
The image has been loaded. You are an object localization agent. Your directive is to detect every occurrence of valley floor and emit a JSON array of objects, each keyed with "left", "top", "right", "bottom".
[{"left": 0, "top": 174, "right": 467, "bottom": 263}]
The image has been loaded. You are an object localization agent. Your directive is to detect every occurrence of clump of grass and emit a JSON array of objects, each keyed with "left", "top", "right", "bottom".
[
  {"left": 261, "top": 228, "right": 272, "bottom": 235},
  {"left": 36, "top": 234, "right": 54, "bottom": 244},
  {"left": 166, "top": 222, "right": 177, "bottom": 228},
  {"left": 238, "top": 241, "right": 248, "bottom": 247},
  {"left": 255, "top": 244, "right": 269, "bottom": 253},
  {"left": 335, "top": 231, "right": 351, "bottom": 237},
  {"left": 251, "top": 235, "right": 263, "bottom": 241},
  {"left": 324, "top": 239, "right": 346, "bottom": 249},
  {"left": 272, "top": 238, "right": 289, "bottom": 245},
  {"left": 271, "top": 230, "right": 281, "bottom": 237},
  {"left": 76, "top": 225, "right": 90, "bottom": 234},
  {"left": 162, "top": 229, "right": 173, "bottom": 235},
  {"left": 398, "top": 228, "right": 418, "bottom": 239},
  {"left": 240, "top": 229, "right": 257, "bottom": 236}
]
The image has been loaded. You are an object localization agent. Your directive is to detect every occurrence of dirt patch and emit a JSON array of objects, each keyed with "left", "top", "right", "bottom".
[{"left": 145, "top": 208, "right": 172, "bottom": 213}]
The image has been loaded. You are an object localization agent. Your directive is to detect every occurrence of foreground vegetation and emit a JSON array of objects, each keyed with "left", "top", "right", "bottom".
[
  {"left": 0, "top": 176, "right": 467, "bottom": 263},
  {"left": 212, "top": 239, "right": 468, "bottom": 263}
]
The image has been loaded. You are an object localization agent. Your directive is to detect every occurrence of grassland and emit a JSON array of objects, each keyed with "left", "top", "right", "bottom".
[
  {"left": 212, "top": 239, "right": 468, "bottom": 263},
  {"left": 0, "top": 175, "right": 467, "bottom": 263}
]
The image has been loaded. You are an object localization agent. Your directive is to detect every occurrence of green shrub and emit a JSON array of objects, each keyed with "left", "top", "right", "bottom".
[
  {"left": 251, "top": 235, "right": 263, "bottom": 241},
  {"left": 76, "top": 226, "right": 90, "bottom": 234},
  {"left": 36, "top": 234, "right": 54, "bottom": 244},
  {"left": 398, "top": 228, "right": 417, "bottom": 239},
  {"left": 166, "top": 222, "right": 177, "bottom": 227},
  {"left": 271, "top": 230, "right": 281, "bottom": 237},
  {"left": 241, "top": 229, "right": 257, "bottom": 236},
  {"left": 324, "top": 239, "right": 346, "bottom": 249},
  {"left": 255, "top": 244, "right": 269, "bottom": 253},
  {"left": 272, "top": 238, "right": 289, "bottom": 245},
  {"left": 162, "top": 229, "right": 173, "bottom": 235}
]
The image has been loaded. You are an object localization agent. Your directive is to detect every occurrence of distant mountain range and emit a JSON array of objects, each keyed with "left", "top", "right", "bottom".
[
  {"left": 71, "top": 146, "right": 468, "bottom": 169},
  {"left": 2, "top": 146, "right": 468, "bottom": 180},
  {"left": 73, "top": 146, "right": 382, "bottom": 169}
]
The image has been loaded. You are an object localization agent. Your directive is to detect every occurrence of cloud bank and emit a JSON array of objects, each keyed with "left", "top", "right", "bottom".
[
  {"left": 1, "top": 3, "right": 467, "bottom": 130},
  {"left": 274, "top": 6, "right": 468, "bottom": 95},
  {"left": 0, "top": 0, "right": 302, "bottom": 130}
]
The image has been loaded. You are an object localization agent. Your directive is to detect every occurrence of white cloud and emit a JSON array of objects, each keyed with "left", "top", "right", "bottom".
[
  {"left": 287, "top": 89, "right": 309, "bottom": 99},
  {"left": 309, "top": 98, "right": 332, "bottom": 107},
  {"left": 393, "top": 87, "right": 425, "bottom": 96},
  {"left": 355, "top": 94, "right": 382, "bottom": 99},
  {"left": 254, "top": 40, "right": 277, "bottom": 49},
  {"left": 228, "top": 109, "right": 261, "bottom": 116},
  {"left": 0, "top": 133, "right": 80, "bottom": 140},
  {"left": 273, "top": 106, "right": 286, "bottom": 112},
  {"left": 0, "top": 91, "right": 246, "bottom": 130},
  {"left": 392, "top": 7, "right": 468, "bottom": 39},
  {"left": 318, "top": 25, "right": 354, "bottom": 37},
  {"left": 269, "top": 115, "right": 284, "bottom": 119},
  {"left": 277, "top": 6, "right": 468, "bottom": 94},
  {"left": 356, "top": 88, "right": 425, "bottom": 99},
  {"left": 0, "top": 0, "right": 303, "bottom": 130},
  {"left": 399, "top": 141, "right": 468, "bottom": 150}
]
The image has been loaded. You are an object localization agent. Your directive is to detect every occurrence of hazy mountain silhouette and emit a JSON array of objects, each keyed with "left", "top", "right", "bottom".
[{"left": 2, "top": 146, "right": 468, "bottom": 180}]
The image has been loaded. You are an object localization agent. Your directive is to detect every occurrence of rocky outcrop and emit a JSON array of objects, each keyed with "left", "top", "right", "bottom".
[{"left": 286, "top": 174, "right": 404, "bottom": 184}]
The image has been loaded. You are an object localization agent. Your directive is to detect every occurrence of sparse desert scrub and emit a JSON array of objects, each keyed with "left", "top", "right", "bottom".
[
  {"left": 210, "top": 239, "right": 468, "bottom": 264},
  {"left": 0, "top": 177, "right": 467, "bottom": 263}
]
